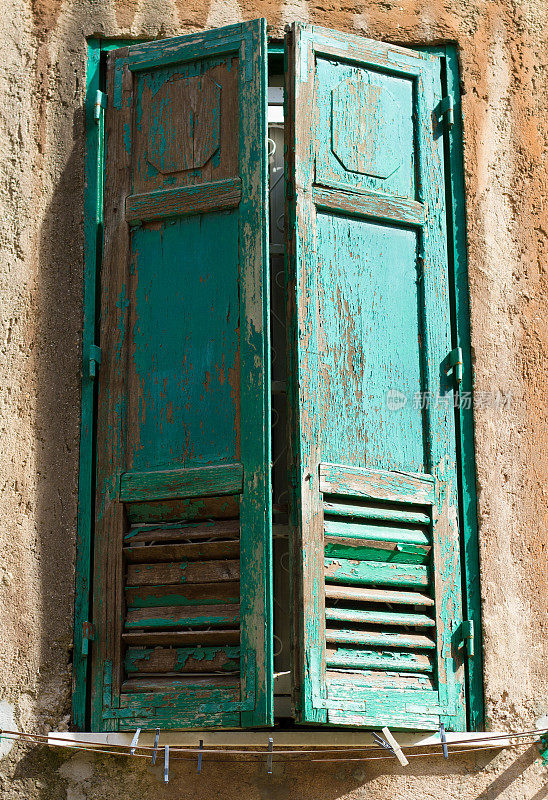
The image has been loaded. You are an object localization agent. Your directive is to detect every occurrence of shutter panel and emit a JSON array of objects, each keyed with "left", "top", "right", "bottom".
[
  {"left": 286, "top": 24, "right": 466, "bottom": 730},
  {"left": 91, "top": 20, "right": 271, "bottom": 730}
]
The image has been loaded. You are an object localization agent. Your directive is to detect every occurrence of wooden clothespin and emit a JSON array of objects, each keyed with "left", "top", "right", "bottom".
[
  {"left": 151, "top": 728, "right": 160, "bottom": 765},
  {"left": 130, "top": 728, "right": 141, "bottom": 755},
  {"left": 372, "top": 728, "right": 409, "bottom": 767},
  {"left": 197, "top": 739, "right": 204, "bottom": 774},
  {"left": 439, "top": 722, "right": 449, "bottom": 759},
  {"left": 164, "top": 744, "right": 169, "bottom": 784},
  {"left": 267, "top": 737, "right": 274, "bottom": 774}
]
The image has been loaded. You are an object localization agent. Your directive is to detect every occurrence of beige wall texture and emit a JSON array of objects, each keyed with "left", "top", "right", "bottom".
[{"left": 0, "top": 0, "right": 546, "bottom": 797}]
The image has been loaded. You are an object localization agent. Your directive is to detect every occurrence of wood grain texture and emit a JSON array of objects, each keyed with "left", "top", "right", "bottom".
[
  {"left": 325, "top": 583, "right": 434, "bottom": 606},
  {"left": 124, "top": 540, "right": 240, "bottom": 563},
  {"left": 122, "top": 629, "right": 240, "bottom": 647},
  {"left": 313, "top": 186, "right": 425, "bottom": 227},
  {"left": 125, "top": 178, "right": 242, "bottom": 224},
  {"left": 127, "top": 559, "right": 240, "bottom": 586},
  {"left": 120, "top": 464, "right": 244, "bottom": 503},
  {"left": 125, "top": 603, "right": 240, "bottom": 629},
  {"left": 124, "top": 519, "right": 240, "bottom": 544},
  {"left": 324, "top": 557, "right": 429, "bottom": 587},
  {"left": 125, "top": 646, "right": 240, "bottom": 674},
  {"left": 320, "top": 464, "right": 435, "bottom": 505},
  {"left": 125, "top": 580, "right": 240, "bottom": 608}
]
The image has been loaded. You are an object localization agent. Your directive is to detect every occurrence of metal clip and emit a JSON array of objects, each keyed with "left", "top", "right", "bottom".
[
  {"left": 197, "top": 739, "right": 204, "bottom": 774},
  {"left": 461, "top": 619, "right": 475, "bottom": 658},
  {"left": 267, "top": 738, "right": 273, "bottom": 774},
  {"left": 151, "top": 728, "right": 160, "bottom": 765},
  {"left": 130, "top": 728, "right": 140, "bottom": 755},
  {"left": 164, "top": 745, "right": 169, "bottom": 783},
  {"left": 439, "top": 721, "right": 449, "bottom": 759}
]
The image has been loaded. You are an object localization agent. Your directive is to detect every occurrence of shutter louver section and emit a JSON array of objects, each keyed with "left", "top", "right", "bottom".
[{"left": 321, "top": 465, "right": 437, "bottom": 694}]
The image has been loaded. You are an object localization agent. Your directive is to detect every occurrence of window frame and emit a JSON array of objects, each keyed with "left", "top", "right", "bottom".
[{"left": 74, "top": 36, "right": 482, "bottom": 732}]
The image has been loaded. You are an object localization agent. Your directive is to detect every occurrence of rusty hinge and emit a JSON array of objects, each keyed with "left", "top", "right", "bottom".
[
  {"left": 447, "top": 346, "right": 463, "bottom": 386},
  {"left": 89, "top": 344, "right": 101, "bottom": 379},
  {"left": 94, "top": 90, "right": 107, "bottom": 123},
  {"left": 440, "top": 95, "right": 454, "bottom": 128},
  {"left": 460, "top": 619, "right": 475, "bottom": 658},
  {"left": 82, "top": 621, "right": 95, "bottom": 656}
]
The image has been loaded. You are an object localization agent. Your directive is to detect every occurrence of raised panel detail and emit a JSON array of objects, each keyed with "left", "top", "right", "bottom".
[
  {"left": 332, "top": 79, "right": 402, "bottom": 179},
  {"left": 147, "top": 75, "right": 221, "bottom": 174}
]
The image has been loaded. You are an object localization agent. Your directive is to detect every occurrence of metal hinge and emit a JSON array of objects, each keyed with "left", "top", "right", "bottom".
[
  {"left": 461, "top": 619, "right": 475, "bottom": 658},
  {"left": 440, "top": 95, "right": 454, "bottom": 128},
  {"left": 82, "top": 621, "right": 95, "bottom": 656},
  {"left": 89, "top": 344, "right": 101, "bottom": 378},
  {"left": 94, "top": 90, "right": 107, "bottom": 123},
  {"left": 447, "top": 346, "right": 463, "bottom": 386}
]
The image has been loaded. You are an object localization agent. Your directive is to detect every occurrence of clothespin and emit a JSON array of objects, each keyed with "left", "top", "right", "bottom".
[
  {"left": 164, "top": 745, "right": 169, "bottom": 784},
  {"left": 130, "top": 727, "right": 141, "bottom": 755},
  {"left": 267, "top": 737, "right": 273, "bottom": 774},
  {"left": 151, "top": 728, "right": 160, "bottom": 766},
  {"left": 197, "top": 739, "right": 204, "bottom": 774},
  {"left": 372, "top": 728, "right": 409, "bottom": 767},
  {"left": 439, "top": 722, "right": 449, "bottom": 759}
]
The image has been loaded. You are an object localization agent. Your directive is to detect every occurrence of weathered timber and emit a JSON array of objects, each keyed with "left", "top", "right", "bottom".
[
  {"left": 125, "top": 646, "right": 240, "bottom": 674},
  {"left": 124, "top": 519, "right": 240, "bottom": 544},
  {"left": 324, "top": 519, "right": 430, "bottom": 546},
  {"left": 325, "top": 607, "right": 435, "bottom": 627},
  {"left": 325, "top": 584, "right": 434, "bottom": 606},
  {"left": 122, "top": 629, "right": 240, "bottom": 647},
  {"left": 122, "top": 675, "right": 240, "bottom": 693},
  {"left": 125, "top": 603, "right": 240, "bottom": 629},
  {"left": 125, "top": 581, "right": 240, "bottom": 608},
  {"left": 323, "top": 500, "right": 431, "bottom": 526},
  {"left": 324, "top": 557, "right": 429, "bottom": 587},
  {"left": 125, "top": 178, "right": 242, "bottom": 224},
  {"left": 126, "top": 559, "right": 240, "bottom": 586},
  {"left": 124, "top": 540, "right": 240, "bottom": 563},
  {"left": 120, "top": 464, "right": 244, "bottom": 503},
  {"left": 325, "top": 647, "right": 434, "bottom": 673},
  {"left": 320, "top": 464, "right": 435, "bottom": 506},
  {"left": 325, "top": 629, "right": 436, "bottom": 649}
]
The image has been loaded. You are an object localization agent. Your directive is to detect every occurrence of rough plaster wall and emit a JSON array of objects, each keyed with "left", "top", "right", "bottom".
[{"left": 0, "top": 0, "right": 546, "bottom": 797}]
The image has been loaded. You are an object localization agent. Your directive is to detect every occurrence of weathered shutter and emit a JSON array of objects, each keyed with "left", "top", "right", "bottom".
[
  {"left": 92, "top": 20, "right": 271, "bottom": 730},
  {"left": 286, "top": 24, "right": 466, "bottom": 730}
]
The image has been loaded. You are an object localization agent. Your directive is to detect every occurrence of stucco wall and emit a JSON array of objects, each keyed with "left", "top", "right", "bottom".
[{"left": 0, "top": 0, "right": 546, "bottom": 797}]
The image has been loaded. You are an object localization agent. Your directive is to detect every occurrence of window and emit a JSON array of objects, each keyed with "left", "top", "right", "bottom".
[{"left": 74, "top": 22, "right": 482, "bottom": 732}]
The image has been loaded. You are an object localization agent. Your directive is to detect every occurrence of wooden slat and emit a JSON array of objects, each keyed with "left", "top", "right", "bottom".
[
  {"left": 122, "top": 675, "right": 240, "bottom": 693},
  {"left": 324, "top": 557, "right": 429, "bottom": 587},
  {"left": 325, "top": 629, "right": 436, "bottom": 649},
  {"left": 124, "top": 540, "right": 239, "bottom": 564},
  {"left": 313, "top": 186, "right": 425, "bottom": 227},
  {"left": 326, "top": 647, "right": 434, "bottom": 673},
  {"left": 320, "top": 464, "right": 435, "bottom": 506},
  {"left": 323, "top": 500, "right": 430, "bottom": 526},
  {"left": 324, "top": 540, "right": 430, "bottom": 564},
  {"left": 120, "top": 464, "right": 244, "bottom": 503},
  {"left": 325, "top": 607, "right": 435, "bottom": 627},
  {"left": 124, "top": 519, "right": 240, "bottom": 544},
  {"left": 126, "top": 496, "right": 240, "bottom": 525},
  {"left": 325, "top": 584, "right": 434, "bottom": 606},
  {"left": 125, "top": 603, "right": 239, "bottom": 629},
  {"left": 125, "top": 581, "right": 240, "bottom": 608},
  {"left": 125, "top": 646, "right": 240, "bottom": 674},
  {"left": 125, "top": 178, "right": 242, "bottom": 223},
  {"left": 324, "top": 519, "right": 429, "bottom": 546},
  {"left": 127, "top": 559, "right": 240, "bottom": 586},
  {"left": 122, "top": 629, "right": 239, "bottom": 647}
]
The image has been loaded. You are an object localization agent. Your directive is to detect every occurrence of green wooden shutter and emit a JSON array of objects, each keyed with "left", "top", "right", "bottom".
[
  {"left": 286, "top": 24, "right": 467, "bottom": 730},
  {"left": 91, "top": 20, "right": 272, "bottom": 731}
]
